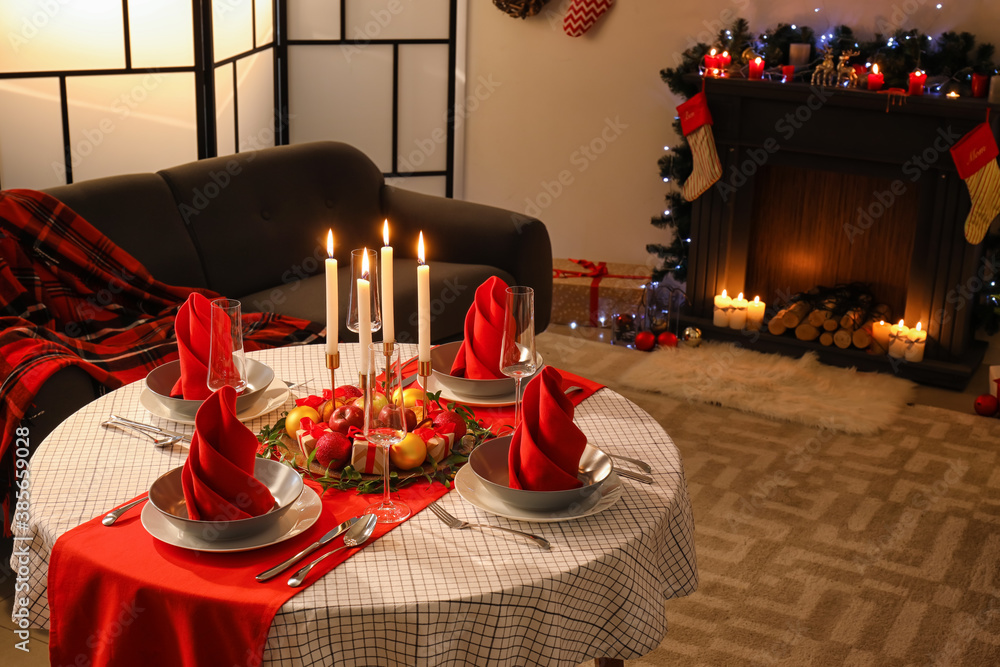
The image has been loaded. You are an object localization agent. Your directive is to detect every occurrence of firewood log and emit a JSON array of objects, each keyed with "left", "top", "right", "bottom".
[
  {"left": 807, "top": 309, "right": 832, "bottom": 327},
  {"left": 852, "top": 319, "right": 874, "bottom": 349},
  {"left": 768, "top": 317, "right": 788, "bottom": 336},
  {"left": 822, "top": 317, "right": 840, "bottom": 332},
  {"left": 795, "top": 323, "right": 821, "bottom": 341},
  {"left": 781, "top": 301, "right": 812, "bottom": 328},
  {"left": 833, "top": 328, "right": 853, "bottom": 349},
  {"left": 819, "top": 331, "right": 834, "bottom": 346},
  {"left": 873, "top": 303, "right": 892, "bottom": 321},
  {"left": 839, "top": 307, "right": 864, "bottom": 330}
]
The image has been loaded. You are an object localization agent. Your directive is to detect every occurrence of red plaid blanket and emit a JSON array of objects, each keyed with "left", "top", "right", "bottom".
[{"left": 0, "top": 189, "right": 324, "bottom": 530}]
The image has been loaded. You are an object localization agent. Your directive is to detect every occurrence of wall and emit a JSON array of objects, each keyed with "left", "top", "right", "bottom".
[{"left": 463, "top": 0, "right": 1000, "bottom": 268}]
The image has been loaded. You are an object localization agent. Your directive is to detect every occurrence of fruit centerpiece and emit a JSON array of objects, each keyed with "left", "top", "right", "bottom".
[{"left": 256, "top": 384, "right": 491, "bottom": 493}]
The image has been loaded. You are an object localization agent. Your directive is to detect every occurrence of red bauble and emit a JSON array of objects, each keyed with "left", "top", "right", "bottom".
[
  {"left": 634, "top": 331, "right": 656, "bottom": 351},
  {"left": 974, "top": 394, "right": 999, "bottom": 417},
  {"left": 657, "top": 332, "right": 678, "bottom": 348}
]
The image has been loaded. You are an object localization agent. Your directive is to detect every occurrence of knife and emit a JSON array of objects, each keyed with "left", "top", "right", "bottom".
[
  {"left": 255, "top": 516, "right": 360, "bottom": 582},
  {"left": 107, "top": 415, "right": 191, "bottom": 442}
]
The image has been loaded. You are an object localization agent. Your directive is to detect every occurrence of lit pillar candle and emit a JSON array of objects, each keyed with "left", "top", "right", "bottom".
[
  {"left": 746, "top": 296, "right": 766, "bottom": 331},
  {"left": 358, "top": 248, "right": 372, "bottom": 374},
  {"left": 325, "top": 230, "right": 338, "bottom": 354},
  {"left": 729, "top": 292, "right": 749, "bottom": 329},
  {"left": 713, "top": 289, "right": 732, "bottom": 327},
  {"left": 417, "top": 232, "right": 431, "bottom": 362},
  {"left": 905, "top": 322, "right": 926, "bottom": 362},
  {"left": 871, "top": 320, "right": 892, "bottom": 354},
  {"left": 782, "top": 65, "right": 795, "bottom": 83},
  {"left": 908, "top": 70, "right": 926, "bottom": 96},
  {"left": 380, "top": 219, "right": 394, "bottom": 343},
  {"left": 749, "top": 56, "right": 765, "bottom": 80},
  {"left": 888, "top": 319, "right": 909, "bottom": 358},
  {"left": 867, "top": 64, "right": 884, "bottom": 91},
  {"left": 705, "top": 48, "right": 719, "bottom": 77}
]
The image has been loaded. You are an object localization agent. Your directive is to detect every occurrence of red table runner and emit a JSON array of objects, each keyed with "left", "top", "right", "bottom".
[{"left": 49, "top": 479, "right": 449, "bottom": 667}]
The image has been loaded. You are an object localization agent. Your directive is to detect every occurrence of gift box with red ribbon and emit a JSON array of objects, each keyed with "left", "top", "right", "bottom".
[
  {"left": 552, "top": 258, "right": 651, "bottom": 327},
  {"left": 351, "top": 437, "right": 388, "bottom": 475}
]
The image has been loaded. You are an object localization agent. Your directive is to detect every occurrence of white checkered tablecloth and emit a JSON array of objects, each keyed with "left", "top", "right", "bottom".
[{"left": 11, "top": 343, "right": 697, "bottom": 666}]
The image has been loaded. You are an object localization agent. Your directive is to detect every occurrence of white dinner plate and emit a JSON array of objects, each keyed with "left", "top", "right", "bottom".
[
  {"left": 427, "top": 376, "right": 516, "bottom": 407},
  {"left": 140, "top": 485, "right": 322, "bottom": 553},
  {"left": 139, "top": 376, "right": 290, "bottom": 425},
  {"left": 454, "top": 465, "right": 623, "bottom": 523}
]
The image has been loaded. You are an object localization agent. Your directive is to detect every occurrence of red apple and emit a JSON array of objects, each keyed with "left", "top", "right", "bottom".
[
  {"left": 335, "top": 384, "right": 363, "bottom": 406},
  {"left": 331, "top": 404, "right": 364, "bottom": 432},
  {"left": 378, "top": 405, "right": 418, "bottom": 431},
  {"left": 657, "top": 332, "right": 678, "bottom": 348},
  {"left": 314, "top": 431, "right": 352, "bottom": 469},
  {"left": 974, "top": 394, "right": 999, "bottom": 417},
  {"left": 635, "top": 331, "right": 656, "bottom": 351},
  {"left": 431, "top": 410, "right": 467, "bottom": 439}
]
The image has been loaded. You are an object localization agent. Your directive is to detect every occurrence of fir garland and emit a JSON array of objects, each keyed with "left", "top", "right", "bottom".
[{"left": 648, "top": 16, "right": 997, "bottom": 322}]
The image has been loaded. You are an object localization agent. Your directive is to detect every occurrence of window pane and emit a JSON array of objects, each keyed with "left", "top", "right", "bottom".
[
  {"left": 0, "top": 78, "right": 66, "bottom": 188},
  {"left": 0, "top": 0, "right": 125, "bottom": 73},
  {"left": 215, "top": 63, "right": 236, "bottom": 157},
  {"left": 397, "top": 44, "right": 449, "bottom": 174},
  {"left": 213, "top": 0, "right": 253, "bottom": 63},
  {"left": 255, "top": 0, "right": 274, "bottom": 45},
  {"left": 236, "top": 51, "right": 275, "bottom": 153},
  {"left": 345, "top": 0, "right": 449, "bottom": 40},
  {"left": 129, "top": 0, "right": 194, "bottom": 69},
  {"left": 65, "top": 73, "right": 197, "bottom": 182},
  {"left": 385, "top": 176, "right": 447, "bottom": 198},
  {"left": 287, "top": 0, "right": 341, "bottom": 40}
]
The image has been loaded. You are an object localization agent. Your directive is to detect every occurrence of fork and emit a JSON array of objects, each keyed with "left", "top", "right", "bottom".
[
  {"left": 427, "top": 502, "right": 550, "bottom": 549},
  {"left": 101, "top": 422, "right": 183, "bottom": 448}
]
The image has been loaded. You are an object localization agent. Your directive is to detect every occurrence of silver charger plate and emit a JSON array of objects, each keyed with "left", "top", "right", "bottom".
[
  {"left": 455, "top": 465, "right": 623, "bottom": 523},
  {"left": 140, "top": 485, "right": 322, "bottom": 553},
  {"left": 139, "top": 376, "right": 290, "bottom": 425}
]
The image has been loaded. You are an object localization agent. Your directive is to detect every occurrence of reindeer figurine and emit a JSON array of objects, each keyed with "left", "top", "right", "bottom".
[
  {"left": 836, "top": 49, "right": 861, "bottom": 87},
  {"left": 811, "top": 48, "right": 837, "bottom": 86}
]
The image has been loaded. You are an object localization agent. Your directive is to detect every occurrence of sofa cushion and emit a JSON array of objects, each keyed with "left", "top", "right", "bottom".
[
  {"left": 238, "top": 260, "right": 515, "bottom": 344},
  {"left": 158, "top": 142, "right": 385, "bottom": 301},
  {"left": 44, "top": 174, "right": 208, "bottom": 289}
]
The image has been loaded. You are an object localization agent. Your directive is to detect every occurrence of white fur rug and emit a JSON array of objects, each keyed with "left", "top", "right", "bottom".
[{"left": 537, "top": 335, "right": 916, "bottom": 434}]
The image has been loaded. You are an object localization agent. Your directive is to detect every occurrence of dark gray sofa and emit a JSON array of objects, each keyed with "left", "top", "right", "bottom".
[{"left": 25, "top": 141, "right": 551, "bottom": 442}]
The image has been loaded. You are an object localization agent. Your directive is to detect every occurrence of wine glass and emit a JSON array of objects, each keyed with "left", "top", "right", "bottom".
[
  {"left": 500, "top": 286, "right": 536, "bottom": 427},
  {"left": 363, "top": 342, "right": 411, "bottom": 523},
  {"left": 346, "top": 248, "right": 382, "bottom": 335},
  {"left": 207, "top": 298, "right": 247, "bottom": 393}
]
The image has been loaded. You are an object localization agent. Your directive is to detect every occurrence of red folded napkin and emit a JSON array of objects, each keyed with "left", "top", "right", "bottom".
[
  {"left": 181, "top": 385, "right": 274, "bottom": 520},
  {"left": 507, "top": 366, "right": 588, "bottom": 491},
  {"left": 170, "top": 292, "right": 216, "bottom": 399},
  {"left": 450, "top": 276, "right": 509, "bottom": 379}
]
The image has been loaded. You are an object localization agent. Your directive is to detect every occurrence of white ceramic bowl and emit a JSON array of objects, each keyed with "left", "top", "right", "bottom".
[
  {"left": 431, "top": 341, "right": 543, "bottom": 399},
  {"left": 145, "top": 358, "right": 274, "bottom": 419},
  {"left": 468, "top": 436, "right": 612, "bottom": 511},
  {"left": 147, "top": 458, "right": 303, "bottom": 541}
]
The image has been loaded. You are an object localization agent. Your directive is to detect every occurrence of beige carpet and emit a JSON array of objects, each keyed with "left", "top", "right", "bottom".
[
  {"left": 541, "top": 332, "right": 1000, "bottom": 667},
  {"left": 544, "top": 336, "right": 915, "bottom": 435}
]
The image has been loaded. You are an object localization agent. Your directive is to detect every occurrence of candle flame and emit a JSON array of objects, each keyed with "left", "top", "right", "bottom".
[
  {"left": 753, "top": 296, "right": 760, "bottom": 304},
  {"left": 737, "top": 292, "right": 744, "bottom": 300},
  {"left": 361, "top": 247, "right": 369, "bottom": 279},
  {"left": 879, "top": 319, "right": 885, "bottom": 325},
  {"left": 382, "top": 219, "right": 390, "bottom": 246},
  {"left": 710, "top": 47, "right": 717, "bottom": 56},
  {"left": 326, "top": 229, "right": 334, "bottom": 257},
  {"left": 914, "top": 69, "right": 924, "bottom": 76},
  {"left": 722, "top": 50, "right": 729, "bottom": 58},
  {"left": 947, "top": 91, "right": 960, "bottom": 98},
  {"left": 754, "top": 56, "right": 762, "bottom": 65},
  {"left": 872, "top": 63, "right": 879, "bottom": 75},
  {"left": 897, "top": 319, "right": 905, "bottom": 327},
  {"left": 721, "top": 289, "right": 728, "bottom": 298},
  {"left": 417, "top": 232, "right": 425, "bottom": 264},
  {"left": 915, "top": 322, "right": 922, "bottom": 332}
]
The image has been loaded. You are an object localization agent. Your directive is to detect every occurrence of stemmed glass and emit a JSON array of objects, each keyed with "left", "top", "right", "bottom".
[
  {"left": 346, "top": 248, "right": 382, "bottom": 337},
  {"left": 500, "top": 286, "right": 536, "bottom": 427},
  {"left": 207, "top": 298, "right": 247, "bottom": 393},
  {"left": 363, "top": 342, "right": 411, "bottom": 523}
]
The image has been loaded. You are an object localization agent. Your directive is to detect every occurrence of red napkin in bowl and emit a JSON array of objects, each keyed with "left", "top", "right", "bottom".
[
  {"left": 170, "top": 292, "right": 216, "bottom": 400},
  {"left": 508, "top": 366, "right": 588, "bottom": 491},
  {"left": 181, "top": 385, "right": 274, "bottom": 520},
  {"left": 450, "top": 276, "right": 509, "bottom": 379}
]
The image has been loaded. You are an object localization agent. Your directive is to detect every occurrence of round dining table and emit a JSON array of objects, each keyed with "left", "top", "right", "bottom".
[{"left": 12, "top": 343, "right": 697, "bottom": 666}]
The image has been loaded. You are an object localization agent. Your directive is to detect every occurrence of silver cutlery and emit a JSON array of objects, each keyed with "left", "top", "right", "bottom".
[
  {"left": 256, "top": 516, "right": 359, "bottom": 582},
  {"left": 614, "top": 468, "right": 654, "bottom": 485},
  {"left": 608, "top": 454, "right": 652, "bottom": 474},
  {"left": 106, "top": 415, "right": 191, "bottom": 442},
  {"left": 284, "top": 378, "right": 315, "bottom": 389},
  {"left": 288, "top": 514, "right": 378, "bottom": 587},
  {"left": 102, "top": 496, "right": 148, "bottom": 526},
  {"left": 102, "top": 421, "right": 184, "bottom": 448},
  {"left": 563, "top": 385, "right": 583, "bottom": 395},
  {"left": 427, "top": 502, "right": 550, "bottom": 549}
]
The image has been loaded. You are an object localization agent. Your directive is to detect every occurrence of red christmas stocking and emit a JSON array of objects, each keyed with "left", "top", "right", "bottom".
[
  {"left": 950, "top": 123, "right": 1000, "bottom": 244},
  {"left": 678, "top": 92, "right": 722, "bottom": 201},
  {"left": 564, "top": 0, "right": 614, "bottom": 37}
]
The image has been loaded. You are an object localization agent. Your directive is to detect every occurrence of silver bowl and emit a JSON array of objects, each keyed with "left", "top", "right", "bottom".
[
  {"left": 145, "top": 358, "right": 274, "bottom": 418},
  {"left": 431, "top": 341, "right": 543, "bottom": 399},
  {"left": 468, "top": 436, "right": 612, "bottom": 511},
  {"left": 148, "top": 458, "right": 303, "bottom": 541}
]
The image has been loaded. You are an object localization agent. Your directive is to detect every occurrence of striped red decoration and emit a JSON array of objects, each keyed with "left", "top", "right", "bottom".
[{"left": 564, "top": 0, "right": 614, "bottom": 37}]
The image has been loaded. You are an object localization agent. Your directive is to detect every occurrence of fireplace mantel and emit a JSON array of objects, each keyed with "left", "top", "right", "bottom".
[{"left": 685, "top": 78, "right": 999, "bottom": 388}]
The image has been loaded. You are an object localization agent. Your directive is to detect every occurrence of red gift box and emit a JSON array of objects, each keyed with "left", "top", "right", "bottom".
[{"left": 552, "top": 258, "right": 650, "bottom": 327}]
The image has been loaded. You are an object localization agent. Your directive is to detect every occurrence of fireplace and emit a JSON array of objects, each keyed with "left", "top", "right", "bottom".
[{"left": 684, "top": 78, "right": 999, "bottom": 388}]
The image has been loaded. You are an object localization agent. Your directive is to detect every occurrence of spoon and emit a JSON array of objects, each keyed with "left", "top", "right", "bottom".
[
  {"left": 102, "top": 422, "right": 182, "bottom": 448},
  {"left": 287, "top": 514, "right": 378, "bottom": 587},
  {"left": 102, "top": 496, "right": 148, "bottom": 526}
]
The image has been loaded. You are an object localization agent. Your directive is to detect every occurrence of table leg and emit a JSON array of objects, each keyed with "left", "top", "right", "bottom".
[{"left": 594, "top": 660, "right": 625, "bottom": 667}]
